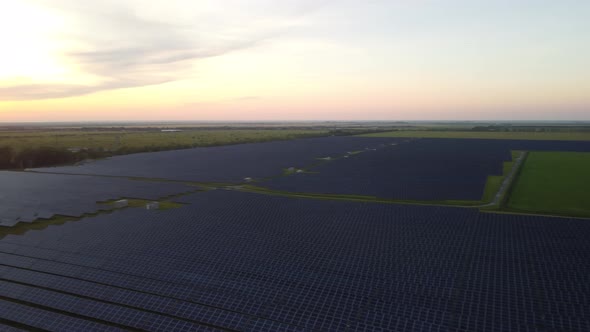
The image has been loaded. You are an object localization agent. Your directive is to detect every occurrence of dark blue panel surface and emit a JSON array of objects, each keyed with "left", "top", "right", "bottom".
[
  {"left": 0, "top": 171, "right": 194, "bottom": 227},
  {"left": 32, "top": 136, "right": 404, "bottom": 182},
  {"left": 262, "top": 138, "right": 590, "bottom": 200},
  {"left": 0, "top": 298, "right": 124, "bottom": 331},
  {"left": 1, "top": 189, "right": 589, "bottom": 331}
]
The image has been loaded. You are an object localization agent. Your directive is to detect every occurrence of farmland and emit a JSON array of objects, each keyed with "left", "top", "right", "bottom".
[
  {"left": 506, "top": 151, "right": 590, "bottom": 217},
  {"left": 2, "top": 122, "right": 588, "bottom": 170},
  {"left": 1, "top": 133, "right": 590, "bottom": 331},
  {"left": 0, "top": 128, "right": 333, "bottom": 152},
  {"left": 362, "top": 130, "right": 590, "bottom": 141},
  {"left": 0, "top": 128, "right": 337, "bottom": 169}
]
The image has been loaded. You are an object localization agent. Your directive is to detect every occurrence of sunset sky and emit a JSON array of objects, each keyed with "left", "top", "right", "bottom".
[{"left": 0, "top": 0, "right": 588, "bottom": 121}]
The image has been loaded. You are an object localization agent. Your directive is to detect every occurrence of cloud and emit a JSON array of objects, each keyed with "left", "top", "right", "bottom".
[
  {"left": 0, "top": 79, "right": 170, "bottom": 100},
  {"left": 0, "top": 0, "right": 325, "bottom": 100}
]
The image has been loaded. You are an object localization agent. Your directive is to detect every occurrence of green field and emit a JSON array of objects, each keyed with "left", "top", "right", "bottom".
[
  {"left": 0, "top": 129, "right": 330, "bottom": 152},
  {"left": 478, "top": 151, "right": 521, "bottom": 205},
  {"left": 0, "top": 128, "right": 339, "bottom": 169},
  {"left": 361, "top": 131, "right": 590, "bottom": 141},
  {"left": 507, "top": 152, "right": 590, "bottom": 217}
]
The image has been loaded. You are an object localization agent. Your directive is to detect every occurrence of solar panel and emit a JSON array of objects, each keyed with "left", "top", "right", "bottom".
[
  {"left": 0, "top": 299, "right": 124, "bottom": 331},
  {"left": 2, "top": 153, "right": 590, "bottom": 331},
  {"left": 0, "top": 171, "right": 194, "bottom": 227},
  {"left": 32, "top": 136, "right": 408, "bottom": 182}
]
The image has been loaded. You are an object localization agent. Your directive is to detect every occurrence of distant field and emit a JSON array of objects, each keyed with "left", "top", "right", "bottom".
[
  {"left": 507, "top": 152, "right": 590, "bottom": 217},
  {"left": 0, "top": 129, "right": 330, "bottom": 152},
  {"left": 361, "top": 131, "right": 590, "bottom": 141}
]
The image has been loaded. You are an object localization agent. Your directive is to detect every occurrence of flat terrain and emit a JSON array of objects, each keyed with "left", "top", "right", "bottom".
[
  {"left": 0, "top": 129, "right": 330, "bottom": 151},
  {"left": 507, "top": 151, "right": 590, "bottom": 217},
  {"left": 362, "top": 130, "right": 590, "bottom": 141},
  {"left": 31, "top": 137, "right": 590, "bottom": 206},
  {"left": 262, "top": 139, "right": 511, "bottom": 202},
  {"left": 0, "top": 171, "right": 194, "bottom": 227},
  {"left": 2, "top": 135, "right": 590, "bottom": 331},
  {"left": 33, "top": 136, "right": 400, "bottom": 183},
  {"left": 2, "top": 190, "right": 589, "bottom": 331}
]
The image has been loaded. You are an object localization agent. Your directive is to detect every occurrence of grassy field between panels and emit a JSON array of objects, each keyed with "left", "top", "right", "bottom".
[
  {"left": 361, "top": 130, "right": 590, "bottom": 141},
  {"left": 506, "top": 152, "right": 590, "bottom": 217}
]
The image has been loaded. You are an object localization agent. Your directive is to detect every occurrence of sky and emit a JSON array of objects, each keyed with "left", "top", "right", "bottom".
[{"left": 0, "top": 0, "right": 588, "bottom": 122}]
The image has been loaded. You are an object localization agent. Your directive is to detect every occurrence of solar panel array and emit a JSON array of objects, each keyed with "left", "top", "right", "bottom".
[
  {"left": 263, "top": 139, "right": 513, "bottom": 200},
  {"left": 263, "top": 138, "right": 590, "bottom": 201},
  {"left": 32, "top": 137, "right": 405, "bottom": 182},
  {"left": 31, "top": 137, "right": 590, "bottom": 201},
  {"left": 495, "top": 139, "right": 590, "bottom": 152},
  {"left": 0, "top": 171, "right": 195, "bottom": 227},
  {"left": 1, "top": 190, "right": 589, "bottom": 331}
]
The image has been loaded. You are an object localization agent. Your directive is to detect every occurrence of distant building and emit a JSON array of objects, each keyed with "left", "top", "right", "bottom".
[{"left": 161, "top": 129, "right": 183, "bottom": 132}]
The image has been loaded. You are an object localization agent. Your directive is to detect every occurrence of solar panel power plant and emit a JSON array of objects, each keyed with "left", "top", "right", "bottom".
[
  {"left": 2, "top": 136, "right": 590, "bottom": 331},
  {"left": 263, "top": 139, "right": 511, "bottom": 200},
  {"left": 0, "top": 171, "right": 195, "bottom": 227},
  {"left": 29, "top": 136, "right": 590, "bottom": 203},
  {"left": 1, "top": 189, "right": 589, "bottom": 331},
  {"left": 262, "top": 138, "right": 590, "bottom": 201},
  {"left": 32, "top": 137, "right": 406, "bottom": 183},
  {"left": 479, "top": 139, "right": 590, "bottom": 152},
  {"left": 1, "top": 0, "right": 590, "bottom": 328}
]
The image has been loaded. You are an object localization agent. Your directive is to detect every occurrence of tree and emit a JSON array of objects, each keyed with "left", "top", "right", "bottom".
[{"left": 0, "top": 146, "right": 14, "bottom": 169}]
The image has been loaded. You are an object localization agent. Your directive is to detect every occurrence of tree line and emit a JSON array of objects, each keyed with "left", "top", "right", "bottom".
[
  {"left": 0, "top": 129, "right": 387, "bottom": 170},
  {"left": 0, "top": 146, "right": 109, "bottom": 169}
]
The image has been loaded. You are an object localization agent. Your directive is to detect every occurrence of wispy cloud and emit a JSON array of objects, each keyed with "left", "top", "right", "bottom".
[
  {"left": 0, "top": 79, "right": 170, "bottom": 100},
  {"left": 0, "top": 0, "right": 324, "bottom": 100}
]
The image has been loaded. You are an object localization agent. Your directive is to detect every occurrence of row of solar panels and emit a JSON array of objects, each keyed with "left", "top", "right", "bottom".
[
  {"left": 31, "top": 137, "right": 590, "bottom": 186},
  {"left": 0, "top": 172, "right": 196, "bottom": 227},
  {"left": 32, "top": 137, "right": 409, "bottom": 182},
  {"left": 27, "top": 137, "right": 590, "bottom": 205},
  {"left": 1, "top": 190, "right": 589, "bottom": 331},
  {"left": 261, "top": 138, "right": 590, "bottom": 201}
]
